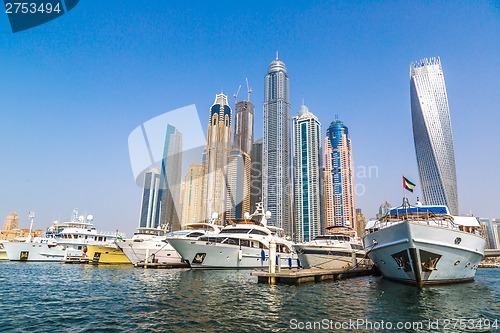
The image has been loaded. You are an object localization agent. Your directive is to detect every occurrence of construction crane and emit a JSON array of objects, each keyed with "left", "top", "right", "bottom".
[
  {"left": 233, "top": 84, "right": 241, "bottom": 105},
  {"left": 246, "top": 77, "right": 252, "bottom": 102}
]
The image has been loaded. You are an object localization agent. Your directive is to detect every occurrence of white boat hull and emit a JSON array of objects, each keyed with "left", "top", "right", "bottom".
[
  {"left": 2, "top": 242, "right": 73, "bottom": 262},
  {"left": 363, "top": 221, "right": 486, "bottom": 286},
  {"left": 168, "top": 238, "right": 300, "bottom": 269},
  {"left": 294, "top": 245, "right": 366, "bottom": 270},
  {"left": 115, "top": 239, "right": 182, "bottom": 265}
]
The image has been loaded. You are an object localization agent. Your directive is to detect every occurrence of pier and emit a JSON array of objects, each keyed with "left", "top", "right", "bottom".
[
  {"left": 252, "top": 267, "right": 373, "bottom": 285},
  {"left": 134, "top": 262, "right": 190, "bottom": 269}
]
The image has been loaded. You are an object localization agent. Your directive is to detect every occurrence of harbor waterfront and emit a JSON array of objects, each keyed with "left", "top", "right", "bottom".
[{"left": 0, "top": 262, "right": 498, "bottom": 332}]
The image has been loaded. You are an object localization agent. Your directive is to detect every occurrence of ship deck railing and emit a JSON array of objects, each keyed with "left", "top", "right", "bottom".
[{"left": 365, "top": 212, "right": 485, "bottom": 238}]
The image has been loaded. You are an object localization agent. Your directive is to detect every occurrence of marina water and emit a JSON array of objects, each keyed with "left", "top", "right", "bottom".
[{"left": 0, "top": 262, "right": 498, "bottom": 332}]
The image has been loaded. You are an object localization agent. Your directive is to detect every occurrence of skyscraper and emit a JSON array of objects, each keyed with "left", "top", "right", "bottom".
[
  {"left": 157, "top": 125, "right": 182, "bottom": 231},
  {"left": 410, "top": 57, "right": 459, "bottom": 215},
  {"left": 226, "top": 97, "right": 255, "bottom": 219},
  {"left": 233, "top": 100, "right": 254, "bottom": 156},
  {"left": 181, "top": 164, "right": 205, "bottom": 226},
  {"left": 203, "top": 93, "right": 232, "bottom": 224},
  {"left": 225, "top": 150, "right": 251, "bottom": 219},
  {"left": 323, "top": 118, "right": 356, "bottom": 233},
  {"left": 250, "top": 139, "right": 263, "bottom": 212},
  {"left": 139, "top": 167, "right": 161, "bottom": 228},
  {"left": 263, "top": 56, "right": 292, "bottom": 235},
  {"left": 292, "top": 104, "right": 322, "bottom": 242}
]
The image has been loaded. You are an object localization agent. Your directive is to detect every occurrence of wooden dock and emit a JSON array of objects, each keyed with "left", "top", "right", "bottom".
[
  {"left": 134, "top": 262, "right": 190, "bottom": 269},
  {"left": 252, "top": 267, "right": 373, "bottom": 284}
]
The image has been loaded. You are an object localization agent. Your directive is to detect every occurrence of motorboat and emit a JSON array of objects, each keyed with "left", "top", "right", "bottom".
[
  {"left": 3, "top": 210, "right": 120, "bottom": 262},
  {"left": 168, "top": 203, "right": 300, "bottom": 269},
  {"left": 293, "top": 227, "right": 367, "bottom": 269},
  {"left": 115, "top": 222, "right": 222, "bottom": 265}
]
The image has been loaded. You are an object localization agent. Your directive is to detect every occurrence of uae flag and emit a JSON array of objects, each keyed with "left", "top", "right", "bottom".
[{"left": 402, "top": 176, "right": 416, "bottom": 192}]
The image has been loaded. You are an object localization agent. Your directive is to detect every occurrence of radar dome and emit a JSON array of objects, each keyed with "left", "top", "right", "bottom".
[{"left": 86, "top": 215, "right": 94, "bottom": 221}]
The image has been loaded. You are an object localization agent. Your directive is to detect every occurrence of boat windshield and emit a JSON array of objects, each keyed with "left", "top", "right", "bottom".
[{"left": 314, "top": 235, "right": 350, "bottom": 242}]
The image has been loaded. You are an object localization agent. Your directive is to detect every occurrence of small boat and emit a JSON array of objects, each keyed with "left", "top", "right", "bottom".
[
  {"left": 362, "top": 199, "right": 487, "bottom": 287},
  {"left": 168, "top": 203, "right": 300, "bottom": 269},
  {"left": 2, "top": 210, "right": 121, "bottom": 262},
  {"left": 293, "top": 227, "right": 367, "bottom": 270}
]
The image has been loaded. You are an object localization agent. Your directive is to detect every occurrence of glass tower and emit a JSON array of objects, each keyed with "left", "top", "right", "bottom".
[
  {"left": 157, "top": 125, "right": 182, "bottom": 231},
  {"left": 139, "top": 167, "right": 161, "bottom": 228},
  {"left": 292, "top": 104, "right": 322, "bottom": 242},
  {"left": 410, "top": 57, "right": 459, "bottom": 215},
  {"left": 263, "top": 56, "right": 292, "bottom": 236}
]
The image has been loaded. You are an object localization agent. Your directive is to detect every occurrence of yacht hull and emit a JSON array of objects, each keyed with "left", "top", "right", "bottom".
[
  {"left": 168, "top": 238, "right": 300, "bottom": 269},
  {"left": 86, "top": 245, "right": 131, "bottom": 265},
  {"left": 2, "top": 242, "right": 69, "bottom": 262},
  {"left": 362, "top": 221, "right": 486, "bottom": 287},
  {"left": 115, "top": 239, "right": 182, "bottom": 265},
  {"left": 294, "top": 245, "right": 366, "bottom": 270}
]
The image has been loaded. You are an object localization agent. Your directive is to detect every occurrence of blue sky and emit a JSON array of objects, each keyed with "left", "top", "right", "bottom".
[{"left": 1, "top": 1, "right": 498, "bottom": 236}]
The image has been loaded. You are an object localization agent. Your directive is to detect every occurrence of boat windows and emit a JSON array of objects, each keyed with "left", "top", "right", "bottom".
[
  {"left": 187, "top": 232, "right": 204, "bottom": 238},
  {"left": 351, "top": 244, "right": 363, "bottom": 250},
  {"left": 315, "top": 235, "right": 351, "bottom": 242},
  {"left": 219, "top": 229, "right": 251, "bottom": 234},
  {"left": 249, "top": 229, "right": 269, "bottom": 236}
]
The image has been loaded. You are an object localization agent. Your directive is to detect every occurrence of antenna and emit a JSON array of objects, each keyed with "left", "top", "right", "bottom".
[
  {"left": 246, "top": 78, "right": 252, "bottom": 102},
  {"left": 233, "top": 84, "right": 241, "bottom": 104}
]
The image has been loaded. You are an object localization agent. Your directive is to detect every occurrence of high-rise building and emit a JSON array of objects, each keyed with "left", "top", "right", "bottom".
[
  {"left": 226, "top": 97, "right": 255, "bottom": 219},
  {"left": 181, "top": 164, "right": 205, "bottom": 226},
  {"left": 250, "top": 139, "right": 263, "bottom": 212},
  {"left": 233, "top": 100, "right": 254, "bottom": 156},
  {"left": 225, "top": 150, "right": 251, "bottom": 219},
  {"left": 203, "top": 93, "right": 232, "bottom": 224},
  {"left": 410, "top": 57, "right": 459, "bottom": 215},
  {"left": 323, "top": 118, "right": 356, "bottom": 233},
  {"left": 3, "top": 212, "right": 19, "bottom": 231},
  {"left": 292, "top": 104, "right": 322, "bottom": 242},
  {"left": 157, "top": 125, "right": 182, "bottom": 231},
  {"left": 376, "top": 201, "right": 392, "bottom": 220},
  {"left": 356, "top": 208, "right": 367, "bottom": 237},
  {"left": 139, "top": 167, "right": 161, "bottom": 228},
  {"left": 263, "top": 56, "right": 292, "bottom": 235}
]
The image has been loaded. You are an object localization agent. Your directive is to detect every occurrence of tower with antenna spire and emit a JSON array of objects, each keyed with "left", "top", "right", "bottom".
[{"left": 263, "top": 55, "right": 292, "bottom": 236}]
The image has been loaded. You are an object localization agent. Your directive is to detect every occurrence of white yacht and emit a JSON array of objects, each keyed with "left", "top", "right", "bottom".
[
  {"left": 168, "top": 204, "right": 300, "bottom": 269},
  {"left": 3, "top": 210, "right": 119, "bottom": 262},
  {"left": 293, "top": 228, "right": 367, "bottom": 270},
  {"left": 115, "top": 222, "right": 222, "bottom": 265},
  {"left": 362, "top": 199, "right": 486, "bottom": 287}
]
